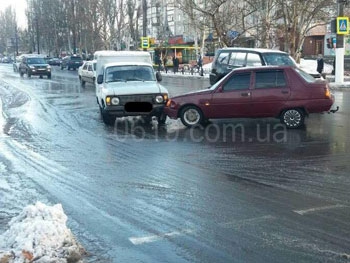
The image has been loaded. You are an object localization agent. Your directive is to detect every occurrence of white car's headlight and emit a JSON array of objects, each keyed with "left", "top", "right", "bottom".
[
  {"left": 29, "top": 66, "right": 35, "bottom": 69},
  {"left": 155, "top": 95, "right": 164, "bottom": 103},
  {"left": 111, "top": 97, "right": 120, "bottom": 105}
]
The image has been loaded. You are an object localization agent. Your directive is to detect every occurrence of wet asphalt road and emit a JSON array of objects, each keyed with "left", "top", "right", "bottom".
[{"left": 0, "top": 64, "right": 350, "bottom": 263}]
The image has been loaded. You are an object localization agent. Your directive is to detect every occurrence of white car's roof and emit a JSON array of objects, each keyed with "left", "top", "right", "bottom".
[
  {"left": 94, "top": 50, "right": 150, "bottom": 56},
  {"left": 103, "top": 62, "right": 153, "bottom": 68}
]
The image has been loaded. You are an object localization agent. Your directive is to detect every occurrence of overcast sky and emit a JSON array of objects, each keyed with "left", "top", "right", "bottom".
[{"left": 0, "top": 0, "right": 27, "bottom": 28}]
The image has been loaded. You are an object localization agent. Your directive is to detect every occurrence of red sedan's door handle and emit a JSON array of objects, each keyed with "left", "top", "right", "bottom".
[
  {"left": 281, "top": 90, "right": 289, "bottom": 94},
  {"left": 241, "top": 92, "right": 251, "bottom": 97}
]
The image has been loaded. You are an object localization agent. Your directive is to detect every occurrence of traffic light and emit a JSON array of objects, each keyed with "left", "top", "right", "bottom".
[
  {"left": 327, "top": 38, "right": 333, "bottom": 49},
  {"left": 331, "top": 19, "right": 337, "bottom": 33}
]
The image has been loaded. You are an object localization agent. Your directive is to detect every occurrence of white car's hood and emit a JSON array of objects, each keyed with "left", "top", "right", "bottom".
[{"left": 102, "top": 81, "right": 168, "bottom": 95}]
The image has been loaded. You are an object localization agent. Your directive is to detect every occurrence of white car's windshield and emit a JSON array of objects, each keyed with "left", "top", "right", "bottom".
[
  {"left": 27, "top": 58, "right": 47, "bottom": 64},
  {"left": 105, "top": 65, "right": 156, "bottom": 83}
]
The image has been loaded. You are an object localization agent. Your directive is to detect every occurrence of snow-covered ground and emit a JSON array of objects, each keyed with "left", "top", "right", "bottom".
[{"left": 0, "top": 202, "right": 85, "bottom": 263}]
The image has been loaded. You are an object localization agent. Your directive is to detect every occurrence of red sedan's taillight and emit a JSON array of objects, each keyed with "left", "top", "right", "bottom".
[{"left": 325, "top": 87, "right": 331, "bottom": 99}]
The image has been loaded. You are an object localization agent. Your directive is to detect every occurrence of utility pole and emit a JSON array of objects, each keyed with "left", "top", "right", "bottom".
[
  {"left": 72, "top": 0, "right": 77, "bottom": 54},
  {"left": 335, "top": 0, "right": 346, "bottom": 83},
  {"left": 14, "top": 24, "right": 19, "bottom": 56}
]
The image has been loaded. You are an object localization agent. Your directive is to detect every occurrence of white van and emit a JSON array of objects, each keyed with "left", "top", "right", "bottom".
[
  {"left": 94, "top": 50, "right": 152, "bottom": 77},
  {"left": 95, "top": 51, "right": 168, "bottom": 126}
]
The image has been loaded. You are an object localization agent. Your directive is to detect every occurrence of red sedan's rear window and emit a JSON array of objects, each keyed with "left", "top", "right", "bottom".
[
  {"left": 294, "top": 68, "right": 317, "bottom": 83},
  {"left": 255, "top": 70, "right": 286, "bottom": 88}
]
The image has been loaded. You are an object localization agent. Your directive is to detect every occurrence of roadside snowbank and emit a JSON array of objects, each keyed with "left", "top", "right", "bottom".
[
  {"left": 0, "top": 202, "right": 85, "bottom": 263},
  {"left": 0, "top": 97, "right": 3, "bottom": 135}
]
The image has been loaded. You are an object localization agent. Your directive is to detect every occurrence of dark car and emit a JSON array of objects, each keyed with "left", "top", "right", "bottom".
[
  {"left": 164, "top": 66, "right": 336, "bottom": 129},
  {"left": 48, "top": 57, "right": 61, "bottom": 66},
  {"left": 209, "top": 47, "right": 321, "bottom": 85},
  {"left": 19, "top": 56, "right": 51, "bottom": 79},
  {"left": 60, "top": 55, "right": 83, "bottom": 70}
]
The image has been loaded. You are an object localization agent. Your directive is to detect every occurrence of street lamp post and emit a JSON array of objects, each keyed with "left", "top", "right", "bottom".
[
  {"left": 36, "top": 17, "right": 40, "bottom": 54},
  {"left": 143, "top": 0, "right": 147, "bottom": 51}
]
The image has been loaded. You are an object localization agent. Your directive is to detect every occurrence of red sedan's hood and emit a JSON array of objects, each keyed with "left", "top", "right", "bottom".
[{"left": 171, "top": 88, "right": 213, "bottom": 99}]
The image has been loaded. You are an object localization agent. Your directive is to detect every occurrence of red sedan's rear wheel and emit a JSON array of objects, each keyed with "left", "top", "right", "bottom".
[{"left": 280, "top": 108, "right": 305, "bottom": 129}]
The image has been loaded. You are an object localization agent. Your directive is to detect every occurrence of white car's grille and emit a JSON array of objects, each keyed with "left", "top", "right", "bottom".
[{"left": 119, "top": 94, "right": 156, "bottom": 104}]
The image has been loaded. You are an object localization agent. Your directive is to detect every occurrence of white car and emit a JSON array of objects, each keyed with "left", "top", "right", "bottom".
[
  {"left": 13, "top": 54, "right": 26, "bottom": 72},
  {"left": 78, "top": 60, "right": 97, "bottom": 87},
  {"left": 96, "top": 60, "right": 169, "bottom": 126}
]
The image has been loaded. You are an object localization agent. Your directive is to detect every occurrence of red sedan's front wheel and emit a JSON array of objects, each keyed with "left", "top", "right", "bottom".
[{"left": 180, "top": 105, "right": 204, "bottom": 127}]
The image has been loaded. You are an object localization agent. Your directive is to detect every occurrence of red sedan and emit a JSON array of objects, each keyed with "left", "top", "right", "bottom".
[{"left": 164, "top": 66, "right": 335, "bottom": 129}]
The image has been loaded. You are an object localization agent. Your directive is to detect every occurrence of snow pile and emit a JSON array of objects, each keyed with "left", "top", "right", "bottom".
[
  {"left": 299, "top": 58, "right": 333, "bottom": 74},
  {"left": 0, "top": 202, "right": 85, "bottom": 263},
  {"left": 202, "top": 62, "right": 212, "bottom": 74}
]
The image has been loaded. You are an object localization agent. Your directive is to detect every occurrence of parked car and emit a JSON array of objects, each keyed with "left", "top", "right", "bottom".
[
  {"left": 60, "top": 55, "right": 83, "bottom": 70},
  {"left": 78, "top": 60, "right": 97, "bottom": 87},
  {"left": 48, "top": 57, "right": 61, "bottom": 66},
  {"left": 1, "top": 56, "right": 12, "bottom": 63},
  {"left": 165, "top": 66, "right": 336, "bottom": 129},
  {"left": 18, "top": 55, "right": 51, "bottom": 79},
  {"left": 95, "top": 51, "right": 168, "bottom": 126},
  {"left": 209, "top": 47, "right": 321, "bottom": 85}
]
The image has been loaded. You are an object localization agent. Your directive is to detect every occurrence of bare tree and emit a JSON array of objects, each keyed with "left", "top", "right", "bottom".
[
  {"left": 98, "top": 0, "right": 118, "bottom": 49},
  {"left": 177, "top": 0, "right": 336, "bottom": 59},
  {"left": 126, "top": 0, "right": 142, "bottom": 49},
  {"left": 276, "top": 0, "right": 336, "bottom": 60},
  {"left": 177, "top": 0, "right": 256, "bottom": 47},
  {"left": 0, "top": 6, "right": 18, "bottom": 56},
  {"left": 245, "top": 0, "right": 279, "bottom": 48},
  {"left": 114, "top": 0, "right": 127, "bottom": 50}
]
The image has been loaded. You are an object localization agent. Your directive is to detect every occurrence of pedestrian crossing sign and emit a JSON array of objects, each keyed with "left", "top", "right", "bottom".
[
  {"left": 141, "top": 37, "right": 150, "bottom": 49},
  {"left": 337, "top": 17, "right": 349, "bottom": 35}
]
